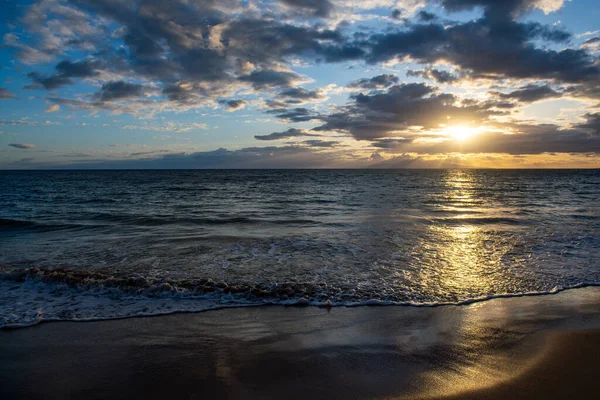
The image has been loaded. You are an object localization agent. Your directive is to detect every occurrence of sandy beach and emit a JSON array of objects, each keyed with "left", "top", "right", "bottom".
[{"left": 1, "top": 287, "right": 599, "bottom": 400}]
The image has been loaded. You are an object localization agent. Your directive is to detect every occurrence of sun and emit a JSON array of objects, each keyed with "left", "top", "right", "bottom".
[{"left": 444, "top": 125, "right": 481, "bottom": 141}]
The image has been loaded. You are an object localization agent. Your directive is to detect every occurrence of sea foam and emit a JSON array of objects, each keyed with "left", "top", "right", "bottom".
[{"left": 2, "top": 267, "right": 599, "bottom": 329}]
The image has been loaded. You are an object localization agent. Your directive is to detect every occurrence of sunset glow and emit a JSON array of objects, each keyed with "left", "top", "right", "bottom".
[
  {"left": 444, "top": 126, "right": 482, "bottom": 141},
  {"left": 0, "top": 0, "right": 599, "bottom": 169}
]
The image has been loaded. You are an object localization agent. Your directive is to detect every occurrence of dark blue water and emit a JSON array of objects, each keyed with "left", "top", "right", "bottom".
[{"left": 1, "top": 169, "right": 599, "bottom": 327}]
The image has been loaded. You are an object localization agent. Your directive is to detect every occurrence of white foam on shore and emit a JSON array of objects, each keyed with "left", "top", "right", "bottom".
[{"left": 2, "top": 276, "right": 599, "bottom": 329}]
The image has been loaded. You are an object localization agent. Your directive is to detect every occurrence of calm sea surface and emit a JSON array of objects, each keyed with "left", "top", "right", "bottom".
[{"left": 1, "top": 169, "right": 599, "bottom": 327}]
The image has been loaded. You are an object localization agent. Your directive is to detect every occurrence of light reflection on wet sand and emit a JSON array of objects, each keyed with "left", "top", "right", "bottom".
[{"left": 1, "top": 287, "right": 599, "bottom": 399}]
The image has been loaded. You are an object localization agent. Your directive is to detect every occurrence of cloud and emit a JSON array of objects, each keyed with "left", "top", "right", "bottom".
[
  {"left": 575, "top": 112, "right": 600, "bottom": 133},
  {"left": 394, "top": 0, "right": 428, "bottom": 16},
  {"left": 238, "top": 69, "right": 307, "bottom": 90},
  {"left": 347, "top": 74, "right": 399, "bottom": 89},
  {"left": 370, "top": 152, "right": 384, "bottom": 161},
  {"left": 266, "top": 107, "right": 322, "bottom": 123},
  {"left": 313, "top": 83, "right": 495, "bottom": 140},
  {"left": 9, "top": 143, "right": 36, "bottom": 149},
  {"left": 223, "top": 99, "right": 247, "bottom": 111},
  {"left": 0, "top": 88, "right": 16, "bottom": 99},
  {"left": 254, "top": 127, "right": 320, "bottom": 140},
  {"left": 26, "top": 59, "right": 102, "bottom": 90},
  {"left": 492, "top": 84, "right": 562, "bottom": 103},
  {"left": 8, "top": 0, "right": 364, "bottom": 113},
  {"left": 371, "top": 138, "right": 414, "bottom": 149},
  {"left": 412, "top": 126, "right": 600, "bottom": 154},
  {"left": 121, "top": 122, "right": 208, "bottom": 132},
  {"left": 26, "top": 72, "right": 73, "bottom": 90},
  {"left": 2, "top": 0, "right": 598, "bottom": 166},
  {"left": 94, "top": 81, "right": 144, "bottom": 102},
  {"left": 365, "top": 17, "right": 596, "bottom": 86},
  {"left": 302, "top": 139, "right": 340, "bottom": 147},
  {"left": 48, "top": 146, "right": 354, "bottom": 169},
  {"left": 439, "top": 0, "right": 569, "bottom": 17},
  {"left": 1, "top": 119, "right": 41, "bottom": 126},
  {"left": 276, "top": 88, "right": 325, "bottom": 103},
  {"left": 407, "top": 69, "right": 459, "bottom": 84},
  {"left": 279, "top": 0, "right": 334, "bottom": 17},
  {"left": 417, "top": 11, "right": 437, "bottom": 22}
]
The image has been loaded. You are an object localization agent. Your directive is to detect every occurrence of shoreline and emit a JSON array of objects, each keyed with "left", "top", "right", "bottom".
[
  {"left": 2, "top": 286, "right": 600, "bottom": 399},
  {"left": 3, "top": 267, "right": 600, "bottom": 329}
]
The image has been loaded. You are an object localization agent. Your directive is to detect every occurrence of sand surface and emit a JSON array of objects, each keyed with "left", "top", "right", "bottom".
[{"left": 1, "top": 287, "right": 600, "bottom": 400}]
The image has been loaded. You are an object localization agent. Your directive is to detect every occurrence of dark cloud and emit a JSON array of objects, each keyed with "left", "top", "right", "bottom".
[
  {"left": 347, "top": 74, "right": 399, "bottom": 89},
  {"left": 26, "top": 59, "right": 102, "bottom": 90},
  {"left": 94, "top": 81, "right": 144, "bottom": 102},
  {"left": 0, "top": 88, "right": 15, "bottom": 99},
  {"left": 417, "top": 11, "right": 437, "bottom": 22},
  {"left": 221, "top": 18, "right": 363, "bottom": 64},
  {"left": 370, "top": 152, "right": 384, "bottom": 161},
  {"left": 277, "top": 88, "right": 325, "bottom": 102},
  {"left": 575, "top": 112, "right": 600, "bottom": 133},
  {"left": 266, "top": 107, "right": 322, "bottom": 123},
  {"left": 26, "top": 72, "right": 73, "bottom": 90},
  {"left": 223, "top": 99, "right": 247, "bottom": 111},
  {"left": 238, "top": 70, "right": 305, "bottom": 90},
  {"left": 9, "top": 143, "right": 36, "bottom": 149},
  {"left": 117, "top": 146, "right": 337, "bottom": 168},
  {"left": 313, "top": 83, "right": 494, "bottom": 140},
  {"left": 14, "top": 0, "right": 363, "bottom": 110},
  {"left": 7, "top": 145, "right": 354, "bottom": 169},
  {"left": 584, "top": 36, "right": 600, "bottom": 45},
  {"left": 439, "top": 0, "right": 565, "bottom": 18},
  {"left": 55, "top": 59, "right": 102, "bottom": 78},
  {"left": 302, "top": 139, "right": 339, "bottom": 147},
  {"left": 264, "top": 99, "right": 290, "bottom": 109},
  {"left": 6, "top": 0, "right": 598, "bottom": 148},
  {"left": 391, "top": 9, "right": 402, "bottom": 20},
  {"left": 365, "top": 17, "right": 595, "bottom": 85},
  {"left": 254, "top": 127, "right": 320, "bottom": 141},
  {"left": 366, "top": 116, "right": 600, "bottom": 155},
  {"left": 371, "top": 138, "right": 414, "bottom": 149},
  {"left": 279, "top": 0, "right": 334, "bottom": 17},
  {"left": 407, "top": 69, "right": 459, "bottom": 84},
  {"left": 419, "top": 127, "right": 600, "bottom": 154},
  {"left": 492, "top": 84, "right": 562, "bottom": 103}
]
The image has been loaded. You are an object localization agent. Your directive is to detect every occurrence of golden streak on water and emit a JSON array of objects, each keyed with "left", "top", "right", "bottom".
[{"left": 414, "top": 170, "right": 519, "bottom": 299}]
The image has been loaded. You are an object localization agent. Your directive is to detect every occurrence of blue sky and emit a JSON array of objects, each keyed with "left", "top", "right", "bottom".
[{"left": 1, "top": 0, "right": 599, "bottom": 168}]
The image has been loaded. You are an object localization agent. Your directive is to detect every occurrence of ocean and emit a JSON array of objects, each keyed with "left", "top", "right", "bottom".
[{"left": 1, "top": 169, "right": 599, "bottom": 327}]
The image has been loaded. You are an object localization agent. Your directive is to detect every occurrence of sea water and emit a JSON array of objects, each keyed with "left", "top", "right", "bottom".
[{"left": 1, "top": 169, "right": 599, "bottom": 327}]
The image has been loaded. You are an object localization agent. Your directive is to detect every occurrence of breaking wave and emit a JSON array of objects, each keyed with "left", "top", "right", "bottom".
[{"left": 1, "top": 267, "right": 598, "bottom": 329}]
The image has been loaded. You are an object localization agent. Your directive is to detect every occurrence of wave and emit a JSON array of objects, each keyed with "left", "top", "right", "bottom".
[
  {"left": 0, "top": 218, "right": 37, "bottom": 229},
  {"left": 87, "top": 214, "right": 320, "bottom": 226},
  {"left": 0, "top": 218, "right": 91, "bottom": 232},
  {"left": 1, "top": 267, "right": 599, "bottom": 329},
  {"left": 430, "top": 216, "right": 522, "bottom": 225},
  {"left": 74, "top": 198, "right": 118, "bottom": 204}
]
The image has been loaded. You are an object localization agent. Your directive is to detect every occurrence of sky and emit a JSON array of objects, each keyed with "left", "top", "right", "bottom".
[{"left": 0, "top": 0, "right": 599, "bottom": 169}]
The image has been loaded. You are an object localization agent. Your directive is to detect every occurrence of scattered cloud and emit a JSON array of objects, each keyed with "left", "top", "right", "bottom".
[
  {"left": 223, "top": 99, "right": 247, "bottom": 112},
  {"left": 9, "top": 143, "right": 36, "bottom": 149},
  {"left": 347, "top": 74, "right": 399, "bottom": 89},
  {"left": 0, "top": 88, "right": 16, "bottom": 99},
  {"left": 0, "top": 0, "right": 598, "bottom": 167},
  {"left": 254, "top": 127, "right": 320, "bottom": 141}
]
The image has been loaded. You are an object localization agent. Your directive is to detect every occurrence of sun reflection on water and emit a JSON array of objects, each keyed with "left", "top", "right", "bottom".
[{"left": 414, "top": 170, "right": 523, "bottom": 300}]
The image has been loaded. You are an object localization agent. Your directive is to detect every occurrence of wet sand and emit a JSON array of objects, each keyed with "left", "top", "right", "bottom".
[
  {"left": 433, "top": 330, "right": 599, "bottom": 400},
  {"left": 1, "top": 287, "right": 600, "bottom": 400}
]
